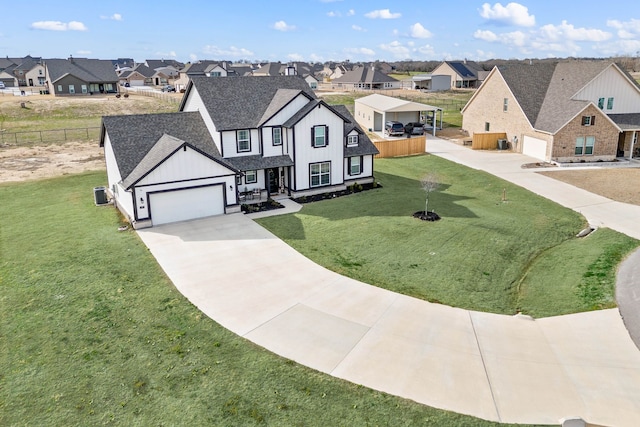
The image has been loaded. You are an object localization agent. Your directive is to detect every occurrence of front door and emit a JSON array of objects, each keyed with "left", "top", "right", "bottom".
[{"left": 268, "top": 168, "right": 279, "bottom": 194}]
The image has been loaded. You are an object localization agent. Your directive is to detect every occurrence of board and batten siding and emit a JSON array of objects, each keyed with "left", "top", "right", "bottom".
[
  {"left": 575, "top": 65, "right": 640, "bottom": 114},
  {"left": 291, "top": 105, "right": 345, "bottom": 190},
  {"left": 180, "top": 86, "right": 221, "bottom": 152},
  {"left": 343, "top": 154, "right": 374, "bottom": 181},
  {"left": 132, "top": 147, "right": 237, "bottom": 220},
  {"left": 221, "top": 129, "right": 261, "bottom": 157},
  {"left": 261, "top": 126, "right": 288, "bottom": 158}
]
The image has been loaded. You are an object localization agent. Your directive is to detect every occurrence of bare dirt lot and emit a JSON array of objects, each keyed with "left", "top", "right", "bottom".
[
  {"left": 538, "top": 168, "right": 640, "bottom": 206},
  {"left": 0, "top": 141, "right": 104, "bottom": 183}
]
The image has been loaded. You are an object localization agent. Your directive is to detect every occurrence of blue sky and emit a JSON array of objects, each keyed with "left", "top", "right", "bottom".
[{"left": 1, "top": 1, "right": 639, "bottom": 63}]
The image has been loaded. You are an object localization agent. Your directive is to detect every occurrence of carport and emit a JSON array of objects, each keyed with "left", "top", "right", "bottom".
[{"left": 354, "top": 94, "right": 443, "bottom": 136}]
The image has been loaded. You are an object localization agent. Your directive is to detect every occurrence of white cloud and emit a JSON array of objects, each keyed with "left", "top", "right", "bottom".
[
  {"left": 156, "top": 51, "right": 177, "bottom": 58},
  {"left": 352, "top": 25, "right": 366, "bottom": 32},
  {"left": 31, "top": 20, "right": 88, "bottom": 31},
  {"left": 189, "top": 53, "right": 198, "bottom": 62},
  {"left": 365, "top": 9, "right": 401, "bottom": 19},
  {"left": 415, "top": 44, "right": 436, "bottom": 56},
  {"left": 607, "top": 18, "right": 640, "bottom": 39},
  {"left": 479, "top": 2, "right": 535, "bottom": 27},
  {"left": 327, "top": 11, "right": 339, "bottom": 17},
  {"left": 410, "top": 23, "right": 432, "bottom": 39},
  {"left": 347, "top": 9, "right": 355, "bottom": 16},
  {"left": 379, "top": 41, "right": 410, "bottom": 57},
  {"left": 539, "top": 21, "right": 611, "bottom": 42},
  {"left": 273, "top": 20, "right": 296, "bottom": 31},
  {"left": 309, "top": 53, "right": 324, "bottom": 62},
  {"left": 101, "top": 13, "right": 123, "bottom": 21},
  {"left": 474, "top": 29, "right": 499, "bottom": 42},
  {"left": 77, "top": 50, "right": 91, "bottom": 55},
  {"left": 202, "top": 45, "right": 254, "bottom": 57},
  {"left": 344, "top": 47, "right": 376, "bottom": 56},
  {"left": 287, "top": 53, "right": 304, "bottom": 61}
]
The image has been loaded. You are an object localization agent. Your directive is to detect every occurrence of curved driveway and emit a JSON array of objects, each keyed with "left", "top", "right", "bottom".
[{"left": 137, "top": 138, "right": 640, "bottom": 426}]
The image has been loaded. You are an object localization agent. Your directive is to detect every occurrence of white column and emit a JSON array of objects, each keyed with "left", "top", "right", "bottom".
[{"left": 630, "top": 131, "right": 637, "bottom": 160}]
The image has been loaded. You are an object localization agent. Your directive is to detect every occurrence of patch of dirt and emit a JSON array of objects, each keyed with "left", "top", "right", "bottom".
[
  {"left": 0, "top": 141, "right": 104, "bottom": 183},
  {"left": 538, "top": 168, "right": 640, "bottom": 206},
  {"left": 435, "top": 127, "right": 469, "bottom": 144}
]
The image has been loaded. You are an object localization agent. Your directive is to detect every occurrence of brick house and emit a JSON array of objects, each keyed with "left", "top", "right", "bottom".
[{"left": 461, "top": 60, "right": 640, "bottom": 163}]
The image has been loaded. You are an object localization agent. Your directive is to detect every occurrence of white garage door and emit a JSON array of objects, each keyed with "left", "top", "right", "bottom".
[
  {"left": 522, "top": 136, "right": 548, "bottom": 161},
  {"left": 150, "top": 185, "right": 224, "bottom": 225}
]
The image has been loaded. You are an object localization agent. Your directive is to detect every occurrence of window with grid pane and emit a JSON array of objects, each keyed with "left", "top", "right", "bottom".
[
  {"left": 310, "top": 162, "right": 330, "bottom": 187},
  {"left": 237, "top": 130, "right": 250, "bottom": 152}
]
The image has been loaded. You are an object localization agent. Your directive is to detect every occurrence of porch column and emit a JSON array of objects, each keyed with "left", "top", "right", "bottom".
[{"left": 630, "top": 130, "right": 637, "bottom": 161}]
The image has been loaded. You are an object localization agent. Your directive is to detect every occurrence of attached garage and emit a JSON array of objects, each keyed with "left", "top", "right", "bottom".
[
  {"left": 522, "top": 136, "right": 548, "bottom": 161},
  {"left": 149, "top": 185, "right": 225, "bottom": 226}
]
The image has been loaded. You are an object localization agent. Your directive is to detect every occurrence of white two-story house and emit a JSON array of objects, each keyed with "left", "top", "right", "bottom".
[{"left": 100, "top": 75, "right": 378, "bottom": 228}]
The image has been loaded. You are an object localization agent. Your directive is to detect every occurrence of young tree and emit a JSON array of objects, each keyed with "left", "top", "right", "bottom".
[{"left": 420, "top": 173, "right": 440, "bottom": 213}]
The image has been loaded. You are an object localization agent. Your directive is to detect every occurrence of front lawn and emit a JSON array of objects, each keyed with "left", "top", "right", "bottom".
[
  {"left": 257, "top": 155, "right": 638, "bottom": 316},
  {"left": 0, "top": 171, "right": 530, "bottom": 426}
]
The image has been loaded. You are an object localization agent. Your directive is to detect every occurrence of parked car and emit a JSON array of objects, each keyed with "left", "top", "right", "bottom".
[
  {"left": 161, "top": 84, "right": 175, "bottom": 92},
  {"left": 404, "top": 122, "right": 425, "bottom": 135},
  {"left": 0, "top": 82, "right": 5, "bottom": 89},
  {"left": 384, "top": 121, "right": 404, "bottom": 136}
]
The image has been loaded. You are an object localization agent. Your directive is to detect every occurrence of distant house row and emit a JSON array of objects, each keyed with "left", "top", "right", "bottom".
[{"left": 1, "top": 55, "right": 489, "bottom": 96}]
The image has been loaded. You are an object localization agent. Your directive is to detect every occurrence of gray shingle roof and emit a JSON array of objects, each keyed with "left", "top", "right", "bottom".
[
  {"left": 186, "top": 75, "right": 316, "bottom": 131},
  {"left": 332, "top": 105, "right": 379, "bottom": 156},
  {"left": 497, "top": 60, "right": 612, "bottom": 133},
  {"left": 102, "top": 111, "right": 235, "bottom": 186},
  {"left": 45, "top": 58, "right": 118, "bottom": 83},
  {"left": 225, "top": 155, "right": 294, "bottom": 172},
  {"left": 608, "top": 113, "right": 640, "bottom": 130},
  {"left": 121, "top": 134, "right": 185, "bottom": 188},
  {"left": 534, "top": 61, "right": 610, "bottom": 133},
  {"left": 332, "top": 66, "right": 399, "bottom": 84}
]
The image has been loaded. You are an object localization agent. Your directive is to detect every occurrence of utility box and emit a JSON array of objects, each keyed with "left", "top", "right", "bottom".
[{"left": 94, "top": 186, "right": 108, "bottom": 205}]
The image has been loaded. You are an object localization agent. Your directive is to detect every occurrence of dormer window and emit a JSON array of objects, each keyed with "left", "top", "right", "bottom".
[
  {"left": 347, "top": 134, "right": 358, "bottom": 147},
  {"left": 237, "top": 130, "right": 250, "bottom": 152}
]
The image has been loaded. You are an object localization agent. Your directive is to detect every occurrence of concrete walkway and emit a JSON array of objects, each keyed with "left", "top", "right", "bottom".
[{"left": 138, "top": 212, "right": 640, "bottom": 426}]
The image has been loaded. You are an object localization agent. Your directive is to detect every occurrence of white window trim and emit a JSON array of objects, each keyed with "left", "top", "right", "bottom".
[
  {"left": 245, "top": 170, "right": 257, "bottom": 184},
  {"left": 347, "top": 134, "right": 358, "bottom": 147},
  {"left": 310, "top": 162, "right": 330, "bottom": 187},
  {"left": 237, "top": 130, "right": 250, "bottom": 152},
  {"left": 313, "top": 126, "right": 327, "bottom": 148},
  {"left": 273, "top": 127, "right": 282, "bottom": 146},
  {"left": 349, "top": 157, "right": 361, "bottom": 175}
]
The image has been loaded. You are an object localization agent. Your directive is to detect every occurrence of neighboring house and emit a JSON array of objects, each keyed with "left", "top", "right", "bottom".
[
  {"left": 305, "top": 74, "right": 319, "bottom": 90},
  {"left": 462, "top": 60, "right": 640, "bottom": 162},
  {"left": 44, "top": 57, "right": 119, "bottom": 95},
  {"left": 331, "top": 65, "right": 401, "bottom": 90},
  {"left": 118, "top": 66, "right": 149, "bottom": 87},
  {"left": 432, "top": 60, "right": 488, "bottom": 89},
  {"left": 100, "top": 75, "right": 378, "bottom": 228},
  {"left": 25, "top": 63, "right": 47, "bottom": 87},
  {"left": 174, "top": 61, "right": 230, "bottom": 91},
  {"left": 253, "top": 62, "right": 284, "bottom": 76}
]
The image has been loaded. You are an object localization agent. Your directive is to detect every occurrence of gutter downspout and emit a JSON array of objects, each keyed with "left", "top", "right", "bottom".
[{"left": 630, "top": 130, "right": 637, "bottom": 161}]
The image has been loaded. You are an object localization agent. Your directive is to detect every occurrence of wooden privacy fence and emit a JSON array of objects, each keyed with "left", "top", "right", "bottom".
[
  {"left": 472, "top": 132, "right": 507, "bottom": 150},
  {"left": 374, "top": 136, "right": 426, "bottom": 158}
]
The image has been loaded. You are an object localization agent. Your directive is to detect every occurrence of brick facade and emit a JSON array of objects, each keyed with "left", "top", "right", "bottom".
[{"left": 552, "top": 104, "right": 619, "bottom": 162}]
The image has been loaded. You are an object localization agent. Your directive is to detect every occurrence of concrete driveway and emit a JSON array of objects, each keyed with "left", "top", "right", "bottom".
[{"left": 138, "top": 211, "right": 640, "bottom": 426}]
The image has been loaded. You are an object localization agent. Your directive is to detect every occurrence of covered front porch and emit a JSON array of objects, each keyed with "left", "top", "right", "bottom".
[
  {"left": 227, "top": 154, "right": 294, "bottom": 203},
  {"left": 610, "top": 113, "right": 640, "bottom": 159}
]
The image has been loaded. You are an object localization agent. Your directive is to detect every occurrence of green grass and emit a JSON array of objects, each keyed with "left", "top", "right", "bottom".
[
  {"left": 257, "top": 155, "right": 638, "bottom": 316},
  {"left": 0, "top": 171, "right": 535, "bottom": 426}
]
